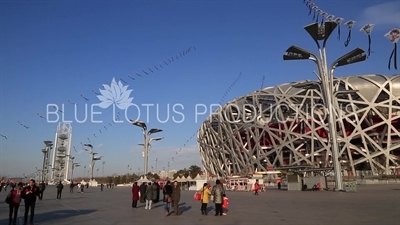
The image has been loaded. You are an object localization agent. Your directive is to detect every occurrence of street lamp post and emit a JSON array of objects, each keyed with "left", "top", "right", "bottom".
[
  {"left": 42, "top": 141, "right": 53, "bottom": 182},
  {"left": 283, "top": 21, "right": 367, "bottom": 191},
  {"left": 71, "top": 163, "right": 80, "bottom": 182},
  {"left": 84, "top": 166, "right": 86, "bottom": 178},
  {"left": 131, "top": 120, "right": 163, "bottom": 175},
  {"left": 167, "top": 161, "right": 170, "bottom": 176},
  {"left": 127, "top": 165, "right": 129, "bottom": 183},
  {"left": 97, "top": 168, "right": 99, "bottom": 178},
  {"left": 102, "top": 161, "right": 105, "bottom": 177},
  {"left": 84, "top": 144, "right": 103, "bottom": 181},
  {"left": 155, "top": 158, "right": 158, "bottom": 173}
]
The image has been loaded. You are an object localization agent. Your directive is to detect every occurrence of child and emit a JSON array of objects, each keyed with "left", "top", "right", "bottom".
[{"left": 222, "top": 194, "right": 229, "bottom": 215}]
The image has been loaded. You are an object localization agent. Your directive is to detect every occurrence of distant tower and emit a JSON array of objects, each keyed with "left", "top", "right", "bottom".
[{"left": 50, "top": 122, "right": 72, "bottom": 182}]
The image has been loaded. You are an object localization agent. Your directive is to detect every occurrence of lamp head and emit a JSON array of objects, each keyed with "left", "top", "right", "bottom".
[
  {"left": 44, "top": 141, "right": 53, "bottom": 147},
  {"left": 304, "top": 22, "right": 337, "bottom": 42},
  {"left": 84, "top": 144, "right": 93, "bottom": 148},
  {"left": 130, "top": 120, "right": 147, "bottom": 130},
  {"left": 148, "top": 128, "right": 163, "bottom": 134},
  {"left": 334, "top": 48, "right": 366, "bottom": 68},
  {"left": 283, "top": 46, "right": 312, "bottom": 60},
  {"left": 151, "top": 137, "right": 164, "bottom": 141}
]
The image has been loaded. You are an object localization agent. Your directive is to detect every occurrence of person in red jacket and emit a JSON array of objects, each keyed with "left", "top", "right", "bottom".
[
  {"left": 8, "top": 182, "right": 23, "bottom": 225},
  {"left": 131, "top": 182, "right": 140, "bottom": 208},
  {"left": 22, "top": 179, "right": 40, "bottom": 225},
  {"left": 254, "top": 180, "right": 260, "bottom": 195}
]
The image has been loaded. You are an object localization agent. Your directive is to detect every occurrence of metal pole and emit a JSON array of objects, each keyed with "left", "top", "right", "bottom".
[
  {"left": 320, "top": 47, "right": 343, "bottom": 191},
  {"left": 71, "top": 164, "right": 74, "bottom": 181},
  {"left": 102, "top": 161, "right": 105, "bottom": 177},
  {"left": 155, "top": 158, "right": 158, "bottom": 173},
  {"left": 144, "top": 132, "right": 149, "bottom": 175}
]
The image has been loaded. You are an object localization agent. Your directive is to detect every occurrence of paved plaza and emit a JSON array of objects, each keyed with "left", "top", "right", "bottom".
[{"left": 0, "top": 184, "right": 399, "bottom": 225}]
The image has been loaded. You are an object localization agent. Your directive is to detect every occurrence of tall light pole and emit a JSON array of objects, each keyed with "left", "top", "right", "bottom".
[
  {"left": 97, "top": 168, "right": 99, "bottom": 177},
  {"left": 84, "top": 144, "right": 103, "bottom": 181},
  {"left": 131, "top": 120, "right": 163, "bottom": 175},
  {"left": 84, "top": 165, "right": 86, "bottom": 178},
  {"left": 155, "top": 158, "right": 158, "bottom": 173},
  {"left": 42, "top": 141, "right": 53, "bottom": 182},
  {"left": 167, "top": 161, "right": 170, "bottom": 176},
  {"left": 283, "top": 21, "right": 367, "bottom": 191},
  {"left": 102, "top": 161, "right": 105, "bottom": 177},
  {"left": 71, "top": 163, "right": 80, "bottom": 182},
  {"left": 127, "top": 165, "right": 129, "bottom": 183}
]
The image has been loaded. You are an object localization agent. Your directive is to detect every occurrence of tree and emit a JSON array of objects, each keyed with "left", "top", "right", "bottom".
[
  {"left": 188, "top": 165, "right": 202, "bottom": 179},
  {"left": 173, "top": 169, "right": 189, "bottom": 179}
]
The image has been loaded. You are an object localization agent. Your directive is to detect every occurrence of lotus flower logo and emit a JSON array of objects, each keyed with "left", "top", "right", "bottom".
[{"left": 97, "top": 78, "right": 134, "bottom": 109}]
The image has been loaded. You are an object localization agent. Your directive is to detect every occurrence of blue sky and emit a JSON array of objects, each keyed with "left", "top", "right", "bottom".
[{"left": 1, "top": 0, "right": 399, "bottom": 178}]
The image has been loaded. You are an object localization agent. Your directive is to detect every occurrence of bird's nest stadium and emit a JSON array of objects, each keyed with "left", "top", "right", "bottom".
[{"left": 198, "top": 74, "right": 400, "bottom": 177}]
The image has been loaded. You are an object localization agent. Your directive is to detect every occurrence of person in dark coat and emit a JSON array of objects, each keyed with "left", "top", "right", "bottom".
[
  {"left": 171, "top": 181, "right": 181, "bottom": 216},
  {"left": 151, "top": 182, "right": 158, "bottom": 203},
  {"left": 22, "top": 179, "right": 40, "bottom": 225},
  {"left": 156, "top": 182, "right": 161, "bottom": 202},
  {"left": 131, "top": 182, "right": 140, "bottom": 208},
  {"left": 162, "top": 181, "right": 173, "bottom": 216},
  {"left": 38, "top": 181, "right": 46, "bottom": 200},
  {"left": 139, "top": 182, "right": 146, "bottom": 203},
  {"left": 56, "top": 181, "right": 64, "bottom": 199}
]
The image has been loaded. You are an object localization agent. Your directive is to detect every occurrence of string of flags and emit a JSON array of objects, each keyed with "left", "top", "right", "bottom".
[
  {"left": 304, "top": 0, "right": 399, "bottom": 70},
  {"left": 172, "top": 72, "right": 243, "bottom": 163},
  {"left": 34, "top": 46, "right": 196, "bottom": 149},
  {"left": 219, "top": 72, "right": 243, "bottom": 105}
]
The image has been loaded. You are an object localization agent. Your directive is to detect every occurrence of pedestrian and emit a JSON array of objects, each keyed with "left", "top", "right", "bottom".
[
  {"left": 162, "top": 181, "right": 173, "bottom": 216},
  {"left": 171, "top": 181, "right": 181, "bottom": 216},
  {"left": 22, "top": 179, "right": 39, "bottom": 225},
  {"left": 100, "top": 183, "right": 104, "bottom": 191},
  {"left": 254, "top": 180, "right": 260, "bottom": 195},
  {"left": 8, "top": 182, "right": 23, "bottom": 225},
  {"left": 70, "top": 182, "right": 74, "bottom": 193},
  {"left": 222, "top": 194, "right": 229, "bottom": 215},
  {"left": 211, "top": 179, "right": 225, "bottom": 216},
  {"left": 151, "top": 182, "right": 158, "bottom": 203},
  {"left": 80, "top": 183, "right": 84, "bottom": 193},
  {"left": 56, "top": 181, "right": 64, "bottom": 199},
  {"left": 200, "top": 183, "right": 211, "bottom": 215},
  {"left": 139, "top": 182, "right": 146, "bottom": 203},
  {"left": 145, "top": 182, "right": 153, "bottom": 210},
  {"left": 38, "top": 181, "right": 46, "bottom": 200},
  {"left": 131, "top": 182, "right": 140, "bottom": 209}
]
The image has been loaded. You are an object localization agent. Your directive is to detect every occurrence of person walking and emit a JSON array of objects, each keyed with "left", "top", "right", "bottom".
[
  {"left": 70, "top": 182, "right": 74, "bottom": 193},
  {"left": 100, "top": 183, "right": 104, "bottom": 191},
  {"left": 22, "top": 179, "right": 40, "bottom": 225},
  {"left": 131, "top": 182, "right": 140, "bottom": 209},
  {"left": 56, "top": 181, "right": 64, "bottom": 199},
  {"left": 171, "top": 181, "right": 181, "bottom": 216},
  {"left": 8, "top": 182, "right": 23, "bottom": 225},
  {"left": 200, "top": 183, "right": 211, "bottom": 215},
  {"left": 139, "top": 182, "right": 146, "bottom": 203},
  {"left": 162, "top": 181, "right": 173, "bottom": 216},
  {"left": 38, "top": 181, "right": 46, "bottom": 200},
  {"left": 151, "top": 182, "right": 158, "bottom": 203},
  {"left": 145, "top": 182, "right": 153, "bottom": 210},
  {"left": 211, "top": 179, "right": 225, "bottom": 216},
  {"left": 222, "top": 194, "right": 229, "bottom": 215},
  {"left": 254, "top": 180, "right": 260, "bottom": 195}
]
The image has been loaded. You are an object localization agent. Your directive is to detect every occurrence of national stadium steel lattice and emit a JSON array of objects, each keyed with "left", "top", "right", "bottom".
[{"left": 198, "top": 74, "right": 400, "bottom": 177}]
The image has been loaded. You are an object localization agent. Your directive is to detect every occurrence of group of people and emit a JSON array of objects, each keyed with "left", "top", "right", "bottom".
[
  {"left": 197, "top": 180, "right": 229, "bottom": 216},
  {"left": 131, "top": 180, "right": 181, "bottom": 216},
  {"left": 5, "top": 179, "right": 40, "bottom": 225}
]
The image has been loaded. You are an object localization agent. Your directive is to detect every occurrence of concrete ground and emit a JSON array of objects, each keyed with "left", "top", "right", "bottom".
[{"left": 0, "top": 184, "right": 399, "bottom": 225}]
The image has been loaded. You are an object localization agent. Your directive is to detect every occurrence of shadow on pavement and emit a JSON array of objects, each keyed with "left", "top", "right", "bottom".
[
  {"left": 0, "top": 209, "right": 97, "bottom": 224},
  {"left": 180, "top": 205, "right": 192, "bottom": 214}
]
